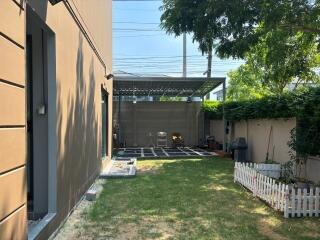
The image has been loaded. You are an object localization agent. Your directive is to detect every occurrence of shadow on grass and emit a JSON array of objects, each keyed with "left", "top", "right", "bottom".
[{"left": 79, "top": 158, "right": 320, "bottom": 240}]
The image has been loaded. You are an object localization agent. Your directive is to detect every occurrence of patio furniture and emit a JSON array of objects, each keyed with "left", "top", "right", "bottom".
[
  {"left": 157, "top": 132, "right": 168, "bottom": 147},
  {"left": 148, "top": 132, "right": 155, "bottom": 147},
  {"left": 172, "top": 132, "right": 184, "bottom": 148}
]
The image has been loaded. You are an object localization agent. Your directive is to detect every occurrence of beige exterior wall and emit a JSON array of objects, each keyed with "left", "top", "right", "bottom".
[
  {"left": 233, "top": 118, "right": 296, "bottom": 164},
  {"left": 113, "top": 102, "right": 204, "bottom": 147},
  {"left": 211, "top": 118, "right": 296, "bottom": 163},
  {"left": 0, "top": 1, "right": 27, "bottom": 239},
  {"left": 0, "top": 0, "right": 112, "bottom": 239},
  {"left": 306, "top": 157, "right": 320, "bottom": 184},
  {"left": 231, "top": 118, "right": 320, "bottom": 183},
  {"left": 28, "top": 1, "right": 113, "bottom": 239},
  {"left": 70, "top": 0, "right": 113, "bottom": 69}
]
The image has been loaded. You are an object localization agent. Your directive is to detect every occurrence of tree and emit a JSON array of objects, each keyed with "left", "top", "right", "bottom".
[
  {"left": 227, "top": 64, "right": 271, "bottom": 101},
  {"left": 244, "top": 30, "right": 320, "bottom": 95},
  {"left": 287, "top": 87, "right": 320, "bottom": 181},
  {"left": 227, "top": 31, "right": 320, "bottom": 97},
  {"left": 160, "top": 0, "right": 320, "bottom": 58}
]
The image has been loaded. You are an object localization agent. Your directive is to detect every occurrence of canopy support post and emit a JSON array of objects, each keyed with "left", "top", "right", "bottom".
[
  {"left": 222, "top": 79, "right": 227, "bottom": 153},
  {"left": 118, "top": 94, "right": 121, "bottom": 146}
]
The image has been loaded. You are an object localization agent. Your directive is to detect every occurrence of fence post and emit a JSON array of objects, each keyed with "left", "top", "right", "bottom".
[
  {"left": 271, "top": 179, "right": 275, "bottom": 207},
  {"left": 291, "top": 188, "right": 296, "bottom": 218},
  {"left": 303, "top": 188, "right": 308, "bottom": 217},
  {"left": 234, "top": 162, "right": 237, "bottom": 183},
  {"left": 276, "top": 183, "right": 281, "bottom": 210},
  {"left": 281, "top": 184, "right": 286, "bottom": 212},
  {"left": 315, "top": 187, "right": 319, "bottom": 217},
  {"left": 253, "top": 170, "right": 257, "bottom": 196},
  {"left": 284, "top": 185, "right": 290, "bottom": 218},
  {"left": 297, "top": 189, "right": 301, "bottom": 217},
  {"left": 310, "top": 188, "right": 314, "bottom": 217}
]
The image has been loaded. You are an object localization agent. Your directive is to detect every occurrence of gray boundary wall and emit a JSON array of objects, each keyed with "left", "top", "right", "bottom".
[{"left": 113, "top": 101, "right": 204, "bottom": 147}]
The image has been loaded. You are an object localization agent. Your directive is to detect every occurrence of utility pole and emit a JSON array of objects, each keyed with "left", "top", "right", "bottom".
[
  {"left": 205, "top": 48, "right": 212, "bottom": 99},
  {"left": 183, "top": 33, "right": 187, "bottom": 77}
]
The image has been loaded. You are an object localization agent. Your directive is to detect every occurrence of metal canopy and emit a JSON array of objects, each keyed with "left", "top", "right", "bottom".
[{"left": 113, "top": 76, "right": 225, "bottom": 97}]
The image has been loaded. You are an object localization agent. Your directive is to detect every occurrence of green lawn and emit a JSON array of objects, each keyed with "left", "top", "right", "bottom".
[{"left": 78, "top": 158, "right": 320, "bottom": 240}]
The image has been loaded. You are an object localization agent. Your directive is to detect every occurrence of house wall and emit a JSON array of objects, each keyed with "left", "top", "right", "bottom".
[
  {"left": 29, "top": 1, "right": 113, "bottom": 239},
  {"left": 0, "top": 1, "right": 27, "bottom": 239},
  {"left": 113, "top": 102, "right": 204, "bottom": 147},
  {"left": 0, "top": 0, "right": 112, "bottom": 239}
]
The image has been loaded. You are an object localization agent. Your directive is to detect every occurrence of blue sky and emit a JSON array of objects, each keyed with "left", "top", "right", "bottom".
[{"left": 113, "top": 1, "right": 243, "bottom": 78}]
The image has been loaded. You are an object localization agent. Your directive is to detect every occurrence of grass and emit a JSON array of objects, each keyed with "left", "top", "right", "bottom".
[{"left": 76, "top": 157, "right": 320, "bottom": 240}]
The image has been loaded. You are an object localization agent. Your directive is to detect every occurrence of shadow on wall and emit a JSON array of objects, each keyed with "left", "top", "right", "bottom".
[{"left": 56, "top": 32, "right": 100, "bottom": 218}]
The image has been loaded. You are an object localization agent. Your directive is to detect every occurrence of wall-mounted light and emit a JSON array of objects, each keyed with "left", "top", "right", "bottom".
[
  {"left": 49, "top": 0, "right": 63, "bottom": 5},
  {"left": 106, "top": 74, "right": 114, "bottom": 80}
]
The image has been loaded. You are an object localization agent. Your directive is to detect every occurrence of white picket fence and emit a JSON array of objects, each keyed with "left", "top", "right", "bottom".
[{"left": 234, "top": 162, "right": 320, "bottom": 218}]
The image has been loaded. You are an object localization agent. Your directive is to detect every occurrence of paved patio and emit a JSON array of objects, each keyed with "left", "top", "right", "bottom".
[{"left": 114, "top": 147, "right": 217, "bottom": 159}]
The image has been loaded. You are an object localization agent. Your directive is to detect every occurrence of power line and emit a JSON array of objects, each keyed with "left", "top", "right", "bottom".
[
  {"left": 114, "top": 60, "right": 242, "bottom": 64},
  {"left": 113, "top": 28, "right": 163, "bottom": 32},
  {"left": 113, "top": 21, "right": 160, "bottom": 25},
  {"left": 114, "top": 59, "right": 241, "bottom": 63},
  {"left": 114, "top": 34, "right": 166, "bottom": 38},
  {"left": 113, "top": 62, "right": 241, "bottom": 67},
  {"left": 113, "top": 0, "right": 161, "bottom": 1},
  {"left": 113, "top": 7, "right": 160, "bottom": 11},
  {"left": 114, "top": 70, "right": 229, "bottom": 74},
  {"left": 114, "top": 64, "right": 236, "bottom": 71},
  {"left": 114, "top": 55, "right": 207, "bottom": 60}
]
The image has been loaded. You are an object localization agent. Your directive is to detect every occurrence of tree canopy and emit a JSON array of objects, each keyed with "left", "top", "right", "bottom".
[
  {"left": 160, "top": 0, "right": 320, "bottom": 58},
  {"left": 227, "top": 64, "right": 271, "bottom": 101},
  {"left": 227, "top": 29, "right": 320, "bottom": 98}
]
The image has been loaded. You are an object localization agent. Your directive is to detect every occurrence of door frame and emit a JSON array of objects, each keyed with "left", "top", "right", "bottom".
[
  {"left": 26, "top": 4, "right": 57, "bottom": 239},
  {"left": 101, "top": 87, "right": 109, "bottom": 159}
]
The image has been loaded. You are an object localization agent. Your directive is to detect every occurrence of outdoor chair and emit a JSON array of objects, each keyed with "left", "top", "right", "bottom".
[
  {"left": 157, "top": 132, "right": 168, "bottom": 147},
  {"left": 172, "top": 132, "right": 184, "bottom": 148}
]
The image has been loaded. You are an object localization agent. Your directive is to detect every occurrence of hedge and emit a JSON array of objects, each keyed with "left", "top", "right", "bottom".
[
  {"left": 203, "top": 87, "right": 320, "bottom": 121},
  {"left": 203, "top": 87, "right": 320, "bottom": 156}
]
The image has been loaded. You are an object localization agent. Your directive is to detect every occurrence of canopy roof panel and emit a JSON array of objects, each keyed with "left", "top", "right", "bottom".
[{"left": 113, "top": 76, "right": 225, "bottom": 97}]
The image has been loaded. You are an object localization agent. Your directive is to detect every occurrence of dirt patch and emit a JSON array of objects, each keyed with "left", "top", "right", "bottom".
[
  {"left": 302, "top": 232, "right": 320, "bottom": 239},
  {"left": 114, "top": 223, "right": 139, "bottom": 240},
  {"left": 258, "top": 218, "right": 288, "bottom": 240},
  {"left": 115, "top": 216, "right": 176, "bottom": 240},
  {"left": 138, "top": 165, "right": 161, "bottom": 175},
  {"left": 52, "top": 179, "right": 106, "bottom": 240},
  {"left": 141, "top": 216, "right": 176, "bottom": 239}
]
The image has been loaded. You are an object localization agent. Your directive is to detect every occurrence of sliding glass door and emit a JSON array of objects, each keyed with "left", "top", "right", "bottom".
[{"left": 101, "top": 90, "right": 108, "bottom": 158}]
